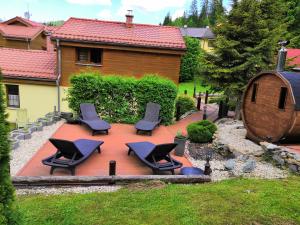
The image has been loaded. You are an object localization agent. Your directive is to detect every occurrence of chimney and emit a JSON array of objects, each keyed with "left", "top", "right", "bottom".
[
  {"left": 125, "top": 10, "right": 133, "bottom": 28},
  {"left": 276, "top": 40, "right": 290, "bottom": 72}
]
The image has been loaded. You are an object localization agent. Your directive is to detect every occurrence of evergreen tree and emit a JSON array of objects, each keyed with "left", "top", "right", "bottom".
[
  {"left": 163, "top": 12, "right": 172, "bottom": 25},
  {"left": 283, "top": 0, "right": 300, "bottom": 47},
  {"left": 209, "top": 0, "right": 225, "bottom": 26},
  {"left": 0, "top": 70, "right": 17, "bottom": 224},
  {"left": 180, "top": 37, "right": 202, "bottom": 82},
  {"left": 189, "top": 0, "right": 199, "bottom": 26},
  {"left": 199, "top": 0, "right": 209, "bottom": 27},
  {"left": 201, "top": 0, "right": 286, "bottom": 114}
]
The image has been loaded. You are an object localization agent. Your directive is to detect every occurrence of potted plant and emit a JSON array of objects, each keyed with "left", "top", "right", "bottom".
[{"left": 174, "top": 130, "right": 187, "bottom": 156}]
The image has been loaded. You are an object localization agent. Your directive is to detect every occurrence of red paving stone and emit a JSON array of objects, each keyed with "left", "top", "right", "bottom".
[{"left": 17, "top": 106, "right": 219, "bottom": 177}]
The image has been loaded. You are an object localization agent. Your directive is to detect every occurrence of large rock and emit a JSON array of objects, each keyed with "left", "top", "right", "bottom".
[
  {"left": 272, "top": 154, "right": 285, "bottom": 166},
  {"left": 289, "top": 164, "right": 299, "bottom": 173},
  {"left": 294, "top": 154, "right": 300, "bottom": 162},
  {"left": 224, "top": 159, "right": 236, "bottom": 171},
  {"left": 242, "top": 159, "right": 256, "bottom": 173},
  {"left": 260, "top": 142, "right": 281, "bottom": 152}
]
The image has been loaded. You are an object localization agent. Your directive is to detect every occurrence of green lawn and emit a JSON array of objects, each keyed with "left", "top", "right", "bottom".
[
  {"left": 16, "top": 177, "right": 300, "bottom": 225},
  {"left": 178, "top": 81, "right": 210, "bottom": 96}
]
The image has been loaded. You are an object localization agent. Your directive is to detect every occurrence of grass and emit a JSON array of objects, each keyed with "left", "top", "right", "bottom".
[
  {"left": 16, "top": 177, "right": 300, "bottom": 225},
  {"left": 178, "top": 80, "right": 210, "bottom": 97}
]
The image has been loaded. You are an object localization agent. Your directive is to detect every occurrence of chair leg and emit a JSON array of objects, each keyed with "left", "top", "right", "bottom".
[
  {"left": 92, "top": 131, "right": 95, "bottom": 136},
  {"left": 148, "top": 131, "right": 152, "bottom": 136},
  {"left": 106, "top": 130, "right": 108, "bottom": 135},
  {"left": 171, "top": 169, "right": 175, "bottom": 175},
  {"left": 128, "top": 148, "right": 132, "bottom": 156},
  {"left": 50, "top": 167, "right": 55, "bottom": 175},
  {"left": 136, "top": 129, "right": 139, "bottom": 134},
  {"left": 152, "top": 169, "right": 159, "bottom": 175},
  {"left": 97, "top": 147, "right": 101, "bottom": 154},
  {"left": 70, "top": 167, "right": 75, "bottom": 176}
]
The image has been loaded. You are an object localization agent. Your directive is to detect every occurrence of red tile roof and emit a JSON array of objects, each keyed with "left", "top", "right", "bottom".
[
  {"left": 0, "top": 16, "right": 44, "bottom": 40},
  {"left": 52, "top": 17, "right": 186, "bottom": 50},
  {"left": 0, "top": 48, "right": 57, "bottom": 81},
  {"left": 287, "top": 48, "right": 300, "bottom": 67}
]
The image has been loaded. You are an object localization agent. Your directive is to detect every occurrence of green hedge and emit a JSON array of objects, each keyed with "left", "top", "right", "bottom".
[
  {"left": 67, "top": 73, "right": 178, "bottom": 124},
  {"left": 187, "top": 120, "right": 217, "bottom": 143},
  {"left": 0, "top": 71, "right": 17, "bottom": 224},
  {"left": 176, "top": 95, "right": 195, "bottom": 117}
]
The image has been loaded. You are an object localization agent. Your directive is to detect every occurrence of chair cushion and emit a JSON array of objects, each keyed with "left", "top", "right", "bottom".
[
  {"left": 74, "top": 139, "right": 103, "bottom": 156},
  {"left": 81, "top": 119, "right": 111, "bottom": 131}
]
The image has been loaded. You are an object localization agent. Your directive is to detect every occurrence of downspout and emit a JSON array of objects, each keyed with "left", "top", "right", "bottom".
[{"left": 56, "top": 39, "right": 62, "bottom": 112}]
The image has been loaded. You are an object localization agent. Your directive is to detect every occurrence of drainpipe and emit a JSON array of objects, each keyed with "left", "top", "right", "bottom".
[
  {"left": 27, "top": 38, "right": 30, "bottom": 49},
  {"left": 56, "top": 39, "right": 62, "bottom": 112}
]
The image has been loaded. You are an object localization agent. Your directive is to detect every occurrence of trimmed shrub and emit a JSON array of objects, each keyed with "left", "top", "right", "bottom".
[
  {"left": 67, "top": 73, "right": 177, "bottom": 124},
  {"left": 187, "top": 120, "right": 217, "bottom": 143},
  {"left": 0, "top": 70, "right": 16, "bottom": 224},
  {"left": 176, "top": 95, "right": 195, "bottom": 117}
]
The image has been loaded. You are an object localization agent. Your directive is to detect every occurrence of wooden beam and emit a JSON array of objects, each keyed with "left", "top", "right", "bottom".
[{"left": 12, "top": 175, "right": 211, "bottom": 187}]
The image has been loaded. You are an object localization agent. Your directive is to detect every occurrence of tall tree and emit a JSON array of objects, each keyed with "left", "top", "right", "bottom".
[
  {"left": 180, "top": 37, "right": 202, "bottom": 82},
  {"left": 201, "top": 0, "right": 286, "bottom": 115},
  {"left": 283, "top": 0, "right": 300, "bottom": 47},
  {"left": 199, "top": 0, "right": 209, "bottom": 27},
  {"left": 189, "top": 0, "right": 199, "bottom": 26},
  {"left": 209, "top": 0, "right": 225, "bottom": 26},
  {"left": 0, "top": 70, "right": 17, "bottom": 224},
  {"left": 163, "top": 12, "right": 172, "bottom": 26}
]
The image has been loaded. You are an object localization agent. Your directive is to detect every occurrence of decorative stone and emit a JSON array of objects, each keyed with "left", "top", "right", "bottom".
[
  {"left": 272, "top": 154, "right": 285, "bottom": 166},
  {"left": 280, "top": 152, "right": 287, "bottom": 158},
  {"left": 286, "top": 159, "right": 300, "bottom": 166},
  {"left": 288, "top": 164, "right": 299, "bottom": 173},
  {"left": 287, "top": 153, "right": 295, "bottom": 158},
  {"left": 294, "top": 154, "right": 300, "bottom": 161},
  {"left": 224, "top": 159, "right": 236, "bottom": 171},
  {"left": 242, "top": 159, "right": 256, "bottom": 173},
  {"left": 237, "top": 155, "right": 249, "bottom": 162}
]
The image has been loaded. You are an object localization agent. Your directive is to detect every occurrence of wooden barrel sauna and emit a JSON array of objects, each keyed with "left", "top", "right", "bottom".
[{"left": 242, "top": 71, "right": 300, "bottom": 143}]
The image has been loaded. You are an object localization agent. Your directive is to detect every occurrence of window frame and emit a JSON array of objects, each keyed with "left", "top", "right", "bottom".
[
  {"left": 6, "top": 84, "right": 20, "bottom": 108},
  {"left": 251, "top": 83, "right": 258, "bottom": 103},
  {"left": 76, "top": 47, "right": 103, "bottom": 66},
  {"left": 278, "top": 87, "right": 288, "bottom": 110}
]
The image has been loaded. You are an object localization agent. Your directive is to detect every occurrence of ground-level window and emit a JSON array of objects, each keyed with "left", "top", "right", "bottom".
[
  {"left": 278, "top": 87, "right": 288, "bottom": 110},
  {"left": 6, "top": 85, "right": 20, "bottom": 108},
  {"left": 251, "top": 83, "right": 258, "bottom": 102},
  {"left": 76, "top": 47, "right": 103, "bottom": 64}
]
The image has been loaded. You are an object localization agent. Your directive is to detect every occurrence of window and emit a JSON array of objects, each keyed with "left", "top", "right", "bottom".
[
  {"left": 251, "top": 83, "right": 258, "bottom": 102},
  {"left": 76, "top": 48, "right": 102, "bottom": 65},
  {"left": 208, "top": 40, "right": 215, "bottom": 48},
  {"left": 278, "top": 87, "right": 288, "bottom": 110},
  {"left": 6, "top": 85, "right": 20, "bottom": 108}
]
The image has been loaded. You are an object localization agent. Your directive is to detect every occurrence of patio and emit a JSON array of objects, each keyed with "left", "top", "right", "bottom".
[{"left": 17, "top": 106, "right": 219, "bottom": 176}]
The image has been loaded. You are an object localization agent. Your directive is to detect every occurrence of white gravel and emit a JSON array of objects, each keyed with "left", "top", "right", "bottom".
[
  {"left": 188, "top": 158, "right": 288, "bottom": 182},
  {"left": 10, "top": 121, "right": 64, "bottom": 176},
  {"left": 16, "top": 185, "right": 121, "bottom": 195}
]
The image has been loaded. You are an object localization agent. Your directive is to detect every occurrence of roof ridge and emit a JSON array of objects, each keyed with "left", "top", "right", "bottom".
[{"left": 67, "top": 17, "right": 180, "bottom": 30}]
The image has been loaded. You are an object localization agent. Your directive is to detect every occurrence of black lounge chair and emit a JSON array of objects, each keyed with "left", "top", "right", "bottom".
[
  {"left": 126, "top": 141, "right": 183, "bottom": 174},
  {"left": 79, "top": 103, "right": 111, "bottom": 135},
  {"left": 135, "top": 102, "right": 161, "bottom": 135},
  {"left": 42, "top": 138, "right": 103, "bottom": 175}
]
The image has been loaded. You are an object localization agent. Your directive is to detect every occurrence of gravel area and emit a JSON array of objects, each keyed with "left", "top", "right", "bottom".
[
  {"left": 16, "top": 185, "right": 121, "bottom": 195},
  {"left": 10, "top": 121, "right": 64, "bottom": 176},
  {"left": 187, "top": 157, "right": 288, "bottom": 182}
]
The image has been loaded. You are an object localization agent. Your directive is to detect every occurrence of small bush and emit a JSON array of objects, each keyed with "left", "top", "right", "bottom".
[
  {"left": 187, "top": 120, "right": 217, "bottom": 143},
  {"left": 176, "top": 95, "right": 195, "bottom": 117},
  {"left": 67, "top": 73, "right": 177, "bottom": 124}
]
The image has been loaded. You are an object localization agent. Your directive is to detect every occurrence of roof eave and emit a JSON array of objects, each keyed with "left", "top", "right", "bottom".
[
  {"left": 3, "top": 74, "right": 57, "bottom": 83},
  {"left": 51, "top": 37, "right": 186, "bottom": 52}
]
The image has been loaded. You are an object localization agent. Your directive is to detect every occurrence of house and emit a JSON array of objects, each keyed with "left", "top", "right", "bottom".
[
  {"left": 0, "top": 13, "right": 185, "bottom": 123},
  {"left": 180, "top": 26, "right": 215, "bottom": 52},
  {"left": 0, "top": 16, "right": 54, "bottom": 50},
  {"left": 0, "top": 47, "right": 60, "bottom": 122},
  {"left": 287, "top": 48, "right": 300, "bottom": 71},
  {"left": 51, "top": 13, "right": 186, "bottom": 86}
]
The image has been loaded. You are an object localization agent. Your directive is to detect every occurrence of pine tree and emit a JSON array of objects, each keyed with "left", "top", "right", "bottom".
[
  {"left": 283, "top": 0, "right": 300, "bottom": 47},
  {"left": 0, "top": 70, "right": 17, "bottom": 224},
  {"left": 189, "top": 0, "right": 199, "bottom": 26},
  {"left": 199, "top": 0, "right": 209, "bottom": 27},
  {"left": 201, "top": 0, "right": 286, "bottom": 114},
  {"left": 209, "top": 0, "right": 225, "bottom": 26},
  {"left": 163, "top": 12, "right": 172, "bottom": 26}
]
